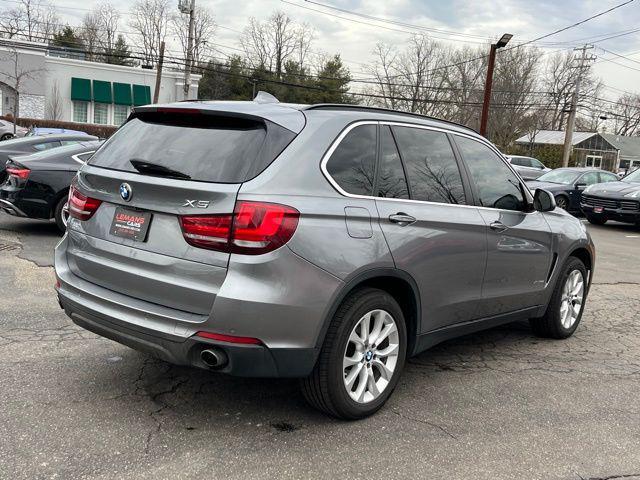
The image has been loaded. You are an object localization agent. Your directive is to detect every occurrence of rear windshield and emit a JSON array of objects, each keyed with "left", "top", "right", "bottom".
[{"left": 88, "top": 112, "right": 296, "bottom": 183}]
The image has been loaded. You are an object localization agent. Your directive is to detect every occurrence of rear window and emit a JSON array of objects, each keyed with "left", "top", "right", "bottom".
[{"left": 88, "top": 112, "right": 296, "bottom": 183}]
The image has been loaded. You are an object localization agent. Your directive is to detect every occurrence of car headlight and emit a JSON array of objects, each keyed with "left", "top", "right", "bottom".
[
  {"left": 583, "top": 184, "right": 595, "bottom": 193},
  {"left": 624, "top": 190, "right": 640, "bottom": 198}
]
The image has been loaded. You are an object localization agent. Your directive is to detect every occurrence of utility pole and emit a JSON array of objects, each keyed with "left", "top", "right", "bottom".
[
  {"left": 562, "top": 45, "right": 596, "bottom": 167},
  {"left": 153, "top": 41, "right": 165, "bottom": 104},
  {"left": 180, "top": 0, "right": 196, "bottom": 100},
  {"left": 480, "top": 33, "right": 513, "bottom": 138}
]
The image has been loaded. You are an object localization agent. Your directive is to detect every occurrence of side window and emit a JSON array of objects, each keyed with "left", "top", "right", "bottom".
[
  {"left": 580, "top": 172, "right": 600, "bottom": 186},
  {"left": 392, "top": 126, "right": 466, "bottom": 204},
  {"left": 456, "top": 136, "right": 525, "bottom": 211},
  {"left": 376, "top": 126, "right": 409, "bottom": 199},
  {"left": 599, "top": 172, "right": 618, "bottom": 183},
  {"left": 529, "top": 158, "right": 545, "bottom": 169},
  {"left": 61, "top": 140, "right": 80, "bottom": 146},
  {"left": 510, "top": 157, "right": 527, "bottom": 167},
  {"left": 33, "top": 141, "right": 61, "bottom": 151},
  {"left": 326, "top": 124, "right": 376, "bottom": 196}
]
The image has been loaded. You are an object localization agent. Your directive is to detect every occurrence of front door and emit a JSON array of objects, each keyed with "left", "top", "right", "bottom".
[
  {"left": 453, "top": 135, "right": 553, "bottom": 318},
  {"left": 374, "top": 124, "right": 487, "bottom": 332}
]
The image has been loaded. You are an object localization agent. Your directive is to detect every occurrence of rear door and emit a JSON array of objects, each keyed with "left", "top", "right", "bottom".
[
  {"left": 65, "top": 110, "right": 297, "bottom": 316},
  {"left": 453, "top": 135, "right": 553, "bottom": 317},
  {"left": 374, "top": 124, "right": 487, "bottom": 332}
]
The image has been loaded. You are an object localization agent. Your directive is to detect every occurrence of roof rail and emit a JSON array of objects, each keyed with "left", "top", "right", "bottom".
[{"left": 302, "top": 104, "right": 477, "bottom": 134}]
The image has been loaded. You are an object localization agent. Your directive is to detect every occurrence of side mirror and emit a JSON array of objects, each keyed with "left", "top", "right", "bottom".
[
  {"left": 534, "top": 188, "right": 556, "bottom": 212},
  {"left": 575, "top": 182, "right": 586, "bottom": 190}
]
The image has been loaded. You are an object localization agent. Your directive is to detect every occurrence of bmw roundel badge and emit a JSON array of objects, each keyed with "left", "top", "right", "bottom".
[{"left": 119, "top": 183, "right": 132, "bottom": 202}]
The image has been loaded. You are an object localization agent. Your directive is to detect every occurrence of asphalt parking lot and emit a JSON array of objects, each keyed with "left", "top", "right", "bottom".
[{"left": 0, "top": 214, "right": 638, "bottom": 480}]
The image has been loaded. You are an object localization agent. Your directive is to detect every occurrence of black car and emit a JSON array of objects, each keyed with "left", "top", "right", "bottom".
[
  {"left": 581, "top": 168, "right": 640, "bottom": 226},
  {"left": 526, "top": 168, "right": 619, "bottom": 212},
  {"left": 0, "top": 133, "right": 97, "bottom": 183},
  {"left": 0, "top": 140, "right": 103, "bottom": 232}
]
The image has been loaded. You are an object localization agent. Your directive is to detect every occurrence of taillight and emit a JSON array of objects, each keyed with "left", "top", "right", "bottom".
[
  {"left": 68, "top": 185, "right": 102, "bottom": 221},
  {"left": 179, "top": 201, "right": 299, "bottom": 255},
  {"left": 6, "top": 167, "right": 30, "bottom": 180},
  {"left": 231, "top": 201, "right": 299, "bottom": 254},
  {"left": 179, "top": 214, "right": 232, "bottom": 251}
]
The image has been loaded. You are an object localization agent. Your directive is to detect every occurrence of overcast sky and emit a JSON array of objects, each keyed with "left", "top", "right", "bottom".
[{"left": 56, "top": 0, "right": 640, "bottom": 97}]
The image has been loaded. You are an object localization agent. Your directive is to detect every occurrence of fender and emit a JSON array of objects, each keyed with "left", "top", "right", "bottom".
[{"left": 312, "top": 267, "right": 422, "bottom": 355}]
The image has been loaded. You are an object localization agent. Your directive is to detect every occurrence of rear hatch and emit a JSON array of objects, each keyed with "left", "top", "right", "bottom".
[{"left": 65, "top": 106, "right": 299, "bottom": 316}]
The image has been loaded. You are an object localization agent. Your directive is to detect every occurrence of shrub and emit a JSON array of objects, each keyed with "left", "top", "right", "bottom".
[{"left": 0, "top": 115, "right": 118, "bottom": 138}]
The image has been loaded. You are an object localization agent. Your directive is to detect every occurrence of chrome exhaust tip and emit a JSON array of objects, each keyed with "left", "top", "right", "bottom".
[{"left": 200, "top": 348, "right": 228, "bottom": 369}]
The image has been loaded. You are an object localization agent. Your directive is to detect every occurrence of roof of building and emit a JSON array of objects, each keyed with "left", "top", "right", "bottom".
[
  {"left": 515, "top": 130, "right": 597, "bottom": 145},
  {"left": 601, "top": 133, "right": 640, "bottom": 160}
]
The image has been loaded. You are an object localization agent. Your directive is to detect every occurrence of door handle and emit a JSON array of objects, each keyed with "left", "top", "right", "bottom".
[
  {"left": 389, "top": 213, "right": 416, "bottom": 226},
  {"left": 490, "top": 221, "right": 509, "bottom": 233}
]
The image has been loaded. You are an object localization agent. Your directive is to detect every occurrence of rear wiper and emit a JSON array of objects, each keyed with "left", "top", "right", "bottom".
[{"left": 129, "top": 159, "right": 191, "bottom": 180}]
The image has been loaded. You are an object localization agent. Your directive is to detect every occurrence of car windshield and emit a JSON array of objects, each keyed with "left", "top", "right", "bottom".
[
  {"left": 622, "top": 168, "right": 640, "bottom": 183},
  {"left": 536, "top": 169, "right": 581, "bottom": 185}
]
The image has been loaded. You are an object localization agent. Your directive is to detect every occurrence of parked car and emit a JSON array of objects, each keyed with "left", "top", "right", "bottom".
[
  {"left": 54, "top": 101, "right": 594, "bottom": 419},
  {"left": 0, "top": 133, "right": 97, "bottom": 184},
  {"left": 526, "top": 167, "right": 619, "bottom": 212},
  {"left": 581, "top": 167, "right": 640, "bottom": 226},
  {"left": 506, "top": 155, "right": 551, "bottom": 180},
  {"left": 25, "top": 127, "right": 90, "bottom": 137},
  {"left": 0, "top": 140, "right": 103, "bottom": 232},
  {"left": 0, "top": 119, "right": 28, "bottom": 140}
]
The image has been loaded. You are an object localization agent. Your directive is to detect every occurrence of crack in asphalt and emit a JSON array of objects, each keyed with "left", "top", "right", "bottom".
[
  {"left": 390, "top": 409, "right": 457, "bottom": 439},
  {"left": 585, "top": 474, "right": 640, "bottom": 480}
]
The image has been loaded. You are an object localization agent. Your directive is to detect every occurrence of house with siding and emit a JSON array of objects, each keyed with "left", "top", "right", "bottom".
[{"left": 515, "top": 130, "right": 640, "bottom": 173}]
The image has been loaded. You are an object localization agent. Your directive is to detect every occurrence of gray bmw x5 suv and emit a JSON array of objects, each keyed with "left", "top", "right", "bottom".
[{"left": 54, "top": 98, "right": 595, "bottom": 419}]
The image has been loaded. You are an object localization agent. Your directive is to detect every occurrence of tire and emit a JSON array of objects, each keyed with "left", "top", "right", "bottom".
[
  {"left": 530, "top": 257, "right": 588, "bottom": 339},
  {"left": 301, "top": 288, "right": 407, "bottom": 419},
  {"left": 586, "top": 214, "right": 607, "bottom": 225},
  {"left": 0, "top": 133, "right": 13, "bottom": 141},
  {"left": 555, "top": 195, "right": 569, "bottom": 211},
  {"left": 53, "top": 196, "right": 69, "bottom": 234}
]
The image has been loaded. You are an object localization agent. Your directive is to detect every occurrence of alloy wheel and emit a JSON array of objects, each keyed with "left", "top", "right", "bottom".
[
  {"left": 343, "top": 309, "right": 400, "bottom": 404},
  {"left": 61, "top": 202, "right": 69, "bottom": 227},
  {"left": 560, "top": 270, "right": 584, "bottom": 329}
]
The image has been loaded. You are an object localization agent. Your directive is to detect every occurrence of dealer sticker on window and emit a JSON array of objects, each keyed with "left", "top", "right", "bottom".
[{"left": 110, "top": 207, "right": 152, "bottom": 242}]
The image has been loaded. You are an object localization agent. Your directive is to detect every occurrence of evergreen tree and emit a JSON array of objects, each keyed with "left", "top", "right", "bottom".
[
  {"left": 50, "top": 26, "right": 83, "bottom": 50},
  {"left": 103, "top": 34, "right": 136, "bottom": 66}
]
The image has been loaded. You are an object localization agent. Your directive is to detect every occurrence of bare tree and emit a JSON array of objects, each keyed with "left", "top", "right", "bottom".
[
  {"left": 45, "top": 80, "right": 63, "bottom": 120},
  {"left": 488, "top": 46, "right": 543, "bottom": 148},
  {"left": 366, "top": 35, "right": 450, "bottom": 118},
  {"left": 129, "top": 0, "right": 170, "bottom": 67},
  {"left": 0, "top": 0, "right": 59, "bottom": 41},
  {"left": 540, "top": 51, "right": 603, "bottom": 131},
  {"left": 241, "top": 11, "right": 315, "bottom": 77},
  {"left": 0, "top": 7, "right": 27, "bottom": 39},
  {"left": 96, "top": 2, "right": 120, "bottom": 55},
  {"left": 171, "top": 5, "right": 216, "bottom": 67},
  {"left": 0, "top": 46, "right": 45, "bottom": 132},
  {"left": 440, "top": 46, "right": 487, "bottom": 127},
  {"left": 79, "top": 11, "right": 102, "bottom": 60},
  {"left": 609, "top": 93, "right": 640, "bottom": 136}
]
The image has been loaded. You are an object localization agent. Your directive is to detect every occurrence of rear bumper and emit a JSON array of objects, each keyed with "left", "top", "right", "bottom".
[
  {"left": 58, "top": 293, "right": 316, "bottom": 377},
  {"left": 55, "top": 233, "right": 341, "bottom": 378},
  {"left": 581, "top": 203, "right": 640, "bottom": 224}
]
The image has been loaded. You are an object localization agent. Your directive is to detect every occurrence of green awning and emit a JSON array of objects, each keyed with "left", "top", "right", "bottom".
[
  {"left": 70, "top": 78, "right": 91, "bottom": 101},
  {"left": 93, "top": 80, "right": 112, "bottom": 103},
  {"left": 113, "top": 83, "right": 132, "bottom": 105},
  {"left": 132, "top": 84, "right": 151, "bottom": 106}
]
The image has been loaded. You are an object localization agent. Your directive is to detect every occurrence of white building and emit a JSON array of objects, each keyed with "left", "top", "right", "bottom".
[{"left": 0, "top": 38, "right": 200, "bottom": 126}]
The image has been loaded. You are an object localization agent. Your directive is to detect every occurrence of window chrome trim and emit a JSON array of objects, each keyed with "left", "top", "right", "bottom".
[
  {"left": 71, "top": 151, "right": 95, "bottom": 165},
  {"left": 319, "top": 119, "right": 536, "bottom": 214}
]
